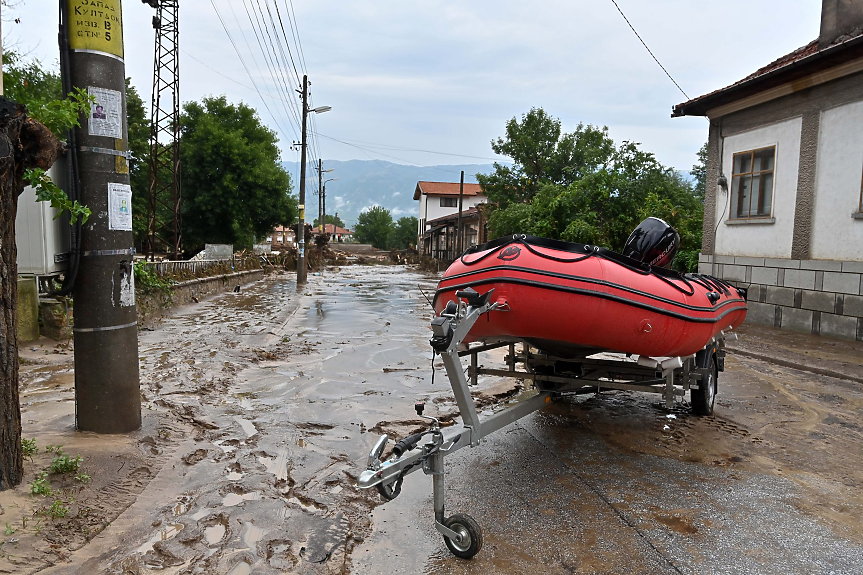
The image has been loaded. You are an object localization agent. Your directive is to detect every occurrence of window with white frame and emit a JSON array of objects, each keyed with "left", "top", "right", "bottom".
[
  {"left": 731, "top": 146, "right": 775, "bottom": 219},
  {"left": 440, "top": 197, "right": 458, "bottom": 207}
]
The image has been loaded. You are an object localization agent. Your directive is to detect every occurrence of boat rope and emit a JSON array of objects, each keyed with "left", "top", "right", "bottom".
[{"left": 460, "top": 235, "right": 700, "bottom": 297}]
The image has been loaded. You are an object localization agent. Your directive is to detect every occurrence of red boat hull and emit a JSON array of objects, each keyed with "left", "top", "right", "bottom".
[{"left": 434, "top": 237, "right": 747, "bottom": 358}]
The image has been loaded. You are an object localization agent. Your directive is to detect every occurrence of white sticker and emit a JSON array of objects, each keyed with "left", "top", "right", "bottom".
[
  {"left": 108, "top": 182, "right": 133, "bottom": 231},
  {"left": 119, "top": 265, "right": 135, "bottom": 307},
  {"left": 88, "top": 86, "right": 122, "bottom": 139}
]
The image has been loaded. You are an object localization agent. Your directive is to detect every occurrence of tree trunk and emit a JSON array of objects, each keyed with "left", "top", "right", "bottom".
[{"left": 0, "top": 97, "right": 61, "bottom": 490}]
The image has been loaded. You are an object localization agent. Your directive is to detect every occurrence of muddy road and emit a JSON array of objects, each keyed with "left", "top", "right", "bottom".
[{"left": 7, "top": 266, "right": 863, "bottom": 574}]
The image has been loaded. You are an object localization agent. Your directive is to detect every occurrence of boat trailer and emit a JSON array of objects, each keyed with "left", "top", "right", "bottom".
[{"left": 357, "top": 287, "right": 737, "bottom": 558}]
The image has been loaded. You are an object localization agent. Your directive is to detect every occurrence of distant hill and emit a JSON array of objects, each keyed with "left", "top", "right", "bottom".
[{"left": 282, "top": 160, "right": 498, "bottom": 227}]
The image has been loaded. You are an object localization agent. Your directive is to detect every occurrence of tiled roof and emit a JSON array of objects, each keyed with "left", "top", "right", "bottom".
[
  {"left": 673, "top": 29, "right": 863, "bottom": 117},
  {"left": 413, "top": 181, "right": 484, "bottom": 201},
  {"left": 316, "top": 223, "right": 352, "bottom": 235}
]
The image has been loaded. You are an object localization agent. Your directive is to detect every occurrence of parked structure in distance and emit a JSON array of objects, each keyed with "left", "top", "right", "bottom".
[{"left": 414, "top": 181, "right": 487, "bottom": 260}]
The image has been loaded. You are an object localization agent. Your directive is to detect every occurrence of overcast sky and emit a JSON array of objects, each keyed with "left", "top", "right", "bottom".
[{"left": 4, "top": 0, "right": 822, "bottom": 173}]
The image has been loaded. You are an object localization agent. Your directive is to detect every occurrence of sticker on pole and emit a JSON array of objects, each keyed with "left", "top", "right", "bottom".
[
  {"left": 68, "top": 0, "right": 124, "bottom": 59},
  {"left": 108, "top": 182, "right": 132, "bottom": 231},
  {"left": 88, "top": 87, "right": 122, "bottom": 139}
]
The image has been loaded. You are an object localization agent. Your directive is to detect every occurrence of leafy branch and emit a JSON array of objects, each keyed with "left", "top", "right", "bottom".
[
  {"left": 24, "top": 87, "right": 96, "bottom": 224},
  {"left": 24, "top": 168, "right": 91, "bottom": 224}
]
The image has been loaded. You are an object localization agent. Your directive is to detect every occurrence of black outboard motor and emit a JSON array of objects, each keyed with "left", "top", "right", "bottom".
[{"left": 622, "top": 217, "right": 680, "bottom": 268}]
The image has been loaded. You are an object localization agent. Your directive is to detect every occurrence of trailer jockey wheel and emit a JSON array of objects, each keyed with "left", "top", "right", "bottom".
[
  {"left": 691, "top": 356, "right": 718, "bottom": 416},
  {"left": 443, "top": 513, "right": 483, "bottom": 559}
]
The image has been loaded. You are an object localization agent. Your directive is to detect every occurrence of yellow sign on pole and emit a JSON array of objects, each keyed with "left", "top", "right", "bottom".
[{"left": 67, "top": 0, "right": 124, "bottom": 60}]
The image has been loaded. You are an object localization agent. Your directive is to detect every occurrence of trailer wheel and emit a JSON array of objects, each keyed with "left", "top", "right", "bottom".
[
  {"left": 691, "top": 357, "right": 718, "bottom": 416},
  {"left": 443, "top": 513, "right": 483, "bottom": 559}
]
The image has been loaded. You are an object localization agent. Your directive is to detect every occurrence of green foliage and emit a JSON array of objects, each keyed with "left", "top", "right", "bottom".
[
  {"left": 180, "top": 96, "right": 297, "bottom": 251},
  {"left": 2, "top": 50, "right": 63, "bottom": 119},
  {"left": 21, "top": 438, "right": 37, "bottom": 460},
  {"left": 479, "top": 108, "right": 704, "bottom": 272},
  {"left": 134, "top": 261, "right": 174, "bottom": 295},
  {"left": 354, "top": 206, "right": 393, "bottom": 249},
  {"left": 30, "top": 471, "right": 52, "bottom": 497},
  {"left": 24, "top": 168, "right": 91, "bottom": 224},
  {"left": 313, "top": 213, "right": 345, "bottom": 228},
  {"left": 692, "top": 141, "right": 708, "bottom": 201},
  {"left": 49, "top": 453, "right": 83, "bottom": 475},
  {"left": 27, "top": 87, "right": 95, "bottom": 139},
  {"left": 42, "top": 500, "right": 70, "bottom": 520},
  {"left": 126, "top": 79, "right": 152, "bottom": 247},
  {"left": 74, "top": 473, "right": 91, "bottom": 484},
  {"left": 4, "top": 522, "right": 17, "bottom": 536},
  {"left": 389, "top": 216, "right": 418, "bottom": 250}
]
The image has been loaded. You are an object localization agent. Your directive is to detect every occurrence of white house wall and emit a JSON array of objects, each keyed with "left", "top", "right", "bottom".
[
  {"left": 810, "top": 100, "right": 863, "bottom": 261},
  {"left": 418, "top": 195, "right": 487, "bottom": 237},
  {"left": 715, "top": 117, "right": 802, "bottom": 258}
]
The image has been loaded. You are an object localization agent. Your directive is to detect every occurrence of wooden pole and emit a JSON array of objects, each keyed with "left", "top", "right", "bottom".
[{"left": 456, "top": 170, "right": 464, "bottom": 255}]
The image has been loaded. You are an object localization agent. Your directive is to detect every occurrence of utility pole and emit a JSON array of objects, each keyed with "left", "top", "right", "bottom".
[
  {"left": 456, "top": 170, "right": 465, "bottom": 255},
  {"left": 297, "top": 75, "right": 308, "bottom": 284},
  {"left": 62, "top": 0, "right": 141, "bottom": 433},
  {"left": 295, "top": 75, "right": 330, "bottom": 283},
  {"left": 317, "top": 158, "right": 323, "bottom": 234}
]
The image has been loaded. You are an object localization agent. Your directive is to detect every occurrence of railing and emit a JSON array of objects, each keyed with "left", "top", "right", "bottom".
[{"left": 143, "top": 257, "right": 261, "bottom": 278}]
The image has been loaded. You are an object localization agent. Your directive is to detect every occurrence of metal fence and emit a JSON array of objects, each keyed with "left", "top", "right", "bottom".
[{"left": 143, "top": 257, "right": 261, "bottom": 278}]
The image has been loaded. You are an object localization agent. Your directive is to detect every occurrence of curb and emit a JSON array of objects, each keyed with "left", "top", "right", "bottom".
[{"left": 727, "top": 346, "right": 863, "bottom": 385}]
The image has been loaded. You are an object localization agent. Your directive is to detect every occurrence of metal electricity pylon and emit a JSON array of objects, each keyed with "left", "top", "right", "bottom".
[{"left": 144, "top": 0, "right": 182, "bottom": 259}]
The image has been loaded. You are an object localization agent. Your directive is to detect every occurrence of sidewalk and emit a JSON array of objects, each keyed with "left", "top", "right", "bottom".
[{"left": 727, "top": 322, "right": 863, "bottom": 383}]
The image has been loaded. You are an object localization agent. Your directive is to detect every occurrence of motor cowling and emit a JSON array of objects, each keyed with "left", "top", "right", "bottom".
[{"left": 622, "top": 217, "right": 680, "bottom": 268}]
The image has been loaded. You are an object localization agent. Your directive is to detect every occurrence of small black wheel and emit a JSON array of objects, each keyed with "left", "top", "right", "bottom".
[
  {"left": 691, "top": 358, "right": 718, "bottom": 416},
  {"left": 442, "top": 513, "right": 483, "bottom": 559},
  {"left": 376, "top": 477, "right": 403, "bottom": 501}
]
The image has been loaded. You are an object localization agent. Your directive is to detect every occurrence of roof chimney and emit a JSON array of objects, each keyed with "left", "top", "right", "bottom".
[{"left": 820, "top": 0, "right": 863, "bottom": 48}]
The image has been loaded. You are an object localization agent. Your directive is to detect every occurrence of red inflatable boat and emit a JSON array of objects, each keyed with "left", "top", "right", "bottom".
[{"left": 433, "top": 234, "right": 747, "bottom": 359}]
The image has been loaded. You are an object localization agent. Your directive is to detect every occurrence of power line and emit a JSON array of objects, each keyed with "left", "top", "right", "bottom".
[
  {"left": 607, "top": 0, "right": 689, "bottom": 100},
  {"left": 209, "top": 0, "right": 294, "bottom": 139},
  {"left": 311, "top": 132, "right": 505, "bottom": 161}
]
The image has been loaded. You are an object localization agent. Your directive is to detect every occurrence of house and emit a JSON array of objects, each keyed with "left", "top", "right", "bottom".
[
  {"left": 672, "top": 0, "right": 863, "bottom": 341},
  {"left": 414, "top": 181, "right": 487, "bottom": 255},
  {"left": 268, "top": 226, "right": 294, "bottom": 246},
  {"left": 314, "top": 223, "right": 354, "bottom": 242},
  {"left": 421, "top": 206, "right": 487, "bottom": 260}
]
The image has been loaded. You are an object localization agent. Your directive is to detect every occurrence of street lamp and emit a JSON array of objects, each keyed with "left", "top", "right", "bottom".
[
  {"left": 323, "top": 178, "right": 337, "bottom": 238},
  {"left": 297, "top": 74, "right": 330, "bottom": 284}
]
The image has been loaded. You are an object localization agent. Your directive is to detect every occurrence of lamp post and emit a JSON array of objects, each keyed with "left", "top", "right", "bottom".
[
  {"left": 323, "top": 177, "right": 337, "bottom": 239},
  {"left": 297, "top": 74, "right": 330, "bottom": 284}
]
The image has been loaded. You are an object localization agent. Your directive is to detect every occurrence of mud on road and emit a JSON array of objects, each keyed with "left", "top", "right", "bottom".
[
  {"left": 7, "top": 266, "right": 518, "bottom": 574},
  {"left": 6, "top": 266, "right": 863, "bottom": 574}
]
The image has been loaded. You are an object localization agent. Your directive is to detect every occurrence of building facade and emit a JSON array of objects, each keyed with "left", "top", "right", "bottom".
[
  {"left": 414, "top": 181, "right": 487, "bottom": 253},
  {"left": 673, "top": 0, "right": 863, "bottom": 341}
]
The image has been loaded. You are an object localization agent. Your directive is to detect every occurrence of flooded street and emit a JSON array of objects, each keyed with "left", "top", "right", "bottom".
[{"left": 7, "top": 265, "right": 863, "bottom": 574}]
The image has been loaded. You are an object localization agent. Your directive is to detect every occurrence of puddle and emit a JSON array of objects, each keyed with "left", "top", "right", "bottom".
[
  {"left": 226, "top": 471, "right": 243, "bottom": 481},
  {"left": 205, "top": 524, "right": 226, "bottom": 546},
  {"left": 222, "top": 491, "right": 260, "bottom": 507},
  {"left": 214, "top": 440, "right": 237, "bottom": 454},
  {"left": 241, "top": 521, "right": 265, "bottom": 549},
  {"left": 191, "top": 508, "right": 213, "bottom": 521},
  {"left": 172, "top": 501, "right": 189, "bottom": 516},
  {"left": 235, "top": 417, "right": 258, "bottom": 438},
  {"left": 137, "top": 523, "right": 184, "bottom": 554}
]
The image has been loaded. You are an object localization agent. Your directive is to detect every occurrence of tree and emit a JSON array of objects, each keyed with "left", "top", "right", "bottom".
[
  {"left": 354, "top": 206, "right": 393, "bottom": 249},
  {"left": 478, "top": 108, "right": 703, "bottom": 272},
  {"left": 126, "top": 79, "right": 151, "bottom": 248},
  {"left": 180, "top": 96, "right": 296, "bottom": 252},
  {"left": 691, "top": 141, "right": 708, "bottom": 201},
  {"left": 389, "top": 216, "right": 418, "bottom": 250},
  {"left": 313, "top": 213, "right": 345, "bottom": 229}
]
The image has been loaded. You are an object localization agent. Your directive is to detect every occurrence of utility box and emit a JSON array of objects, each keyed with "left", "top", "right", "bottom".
[{"left": 15, "top": 158, "right": 71, "bottom": 277}]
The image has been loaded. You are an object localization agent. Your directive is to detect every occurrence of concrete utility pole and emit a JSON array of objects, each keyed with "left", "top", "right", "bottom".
[
  {"left": 297, "top": 75, "right": 308, "bottom": 283},
  {"left": 456, "top": 170, "right": 465, "bottom": 255},
  {"left": 317, "top": 158, "right": 322, "bottom": 233},
  {"left": 62, "top": 0, "right": 141, "bottom": 433},
  {"left": 296, "top": 75, "right": 330, "bottom": 283}
]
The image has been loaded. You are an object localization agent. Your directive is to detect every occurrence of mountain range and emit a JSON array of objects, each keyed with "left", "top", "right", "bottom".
[
  {"left": 281, "top": 160, "right": 497, "bottom": 227},
  {"left": 281, "top": 160, "right": 696, "bottom": 228}
]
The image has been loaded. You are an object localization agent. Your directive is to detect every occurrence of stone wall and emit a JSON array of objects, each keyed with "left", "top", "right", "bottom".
[
  {"left": 137, "top": 269, "right": 265, "bottom": 328},
  {"left": 699, "top": 254, "right": 863, "bottom": 340}
]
